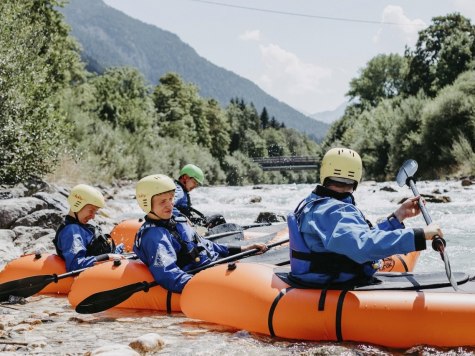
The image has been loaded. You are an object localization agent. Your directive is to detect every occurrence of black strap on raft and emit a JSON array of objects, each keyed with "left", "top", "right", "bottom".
[
  {"left": 166, "top": 290, "right": 173, "bottom": 314},
  {"left": 335, "top": 290, "right": 349, "bottom": 342},
  {"left": 267, "top": 287, "right": 294, "bottom": 337}
]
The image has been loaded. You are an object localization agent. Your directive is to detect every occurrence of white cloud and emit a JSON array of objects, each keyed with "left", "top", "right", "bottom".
[
  {"left": 256, "top": 44, "right": 332, "bottom": 113},
  {"left": 238, "top": 29, "right": 261, "bottom": 41},
  {"left": 373, "top": 5, "right": 426, "bottom": 49}
]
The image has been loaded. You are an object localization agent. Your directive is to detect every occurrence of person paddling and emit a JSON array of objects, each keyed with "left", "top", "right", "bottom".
[
  {"left": 134, "top": 174, "right": 268, "bottom": 293},
  {"left": 288, "top": 147, "right": 443, "bottom": 286},
  {"left": 53, "top": 184, "right": 124, "bottom": 272},
  {"left": 174, "top": 164, "right": 226, "bottom": 229}
]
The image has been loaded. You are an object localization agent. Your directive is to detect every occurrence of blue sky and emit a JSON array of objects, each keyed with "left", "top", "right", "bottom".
[{"left": 103, "top": 0, "right": 475, "bottom": 115}]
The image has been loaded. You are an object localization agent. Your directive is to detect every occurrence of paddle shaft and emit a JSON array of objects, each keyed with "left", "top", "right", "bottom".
[{"left": 407, "top": 178, "right": 446, "bottom": 251}]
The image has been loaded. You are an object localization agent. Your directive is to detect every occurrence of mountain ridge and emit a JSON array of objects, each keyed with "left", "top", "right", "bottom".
[{"left": 60, "top": 0, "right": 329, "bottom": 141}]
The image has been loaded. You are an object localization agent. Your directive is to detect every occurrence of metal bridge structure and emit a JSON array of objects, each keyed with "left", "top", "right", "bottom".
[{"left": 252, "top": 156, "right": 319, "bottom": 171}]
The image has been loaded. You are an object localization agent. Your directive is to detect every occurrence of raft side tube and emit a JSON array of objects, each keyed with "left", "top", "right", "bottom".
[{"left": 0, "top": 253, "right": 72, "bottom": 295}]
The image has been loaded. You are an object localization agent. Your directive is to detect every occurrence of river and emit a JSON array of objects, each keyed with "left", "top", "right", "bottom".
[{"left": 1, "top": 180, "right": 475, "bottom": 355}]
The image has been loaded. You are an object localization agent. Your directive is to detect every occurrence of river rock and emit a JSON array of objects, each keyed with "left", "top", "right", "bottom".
[
  {"left": 12, "top": 209, "right": 63, "bottom": 230},
  {"left": 461, "top": 178, "right": 473, "bottom": 186},
  {"left": 32, "top": 191, "right": 69, "bottom": 212},
  {"left": 0, "top": 197, "right": 48, "bottom": 229},
  {"left": 249, "top": 195, "right": 262, "bottom": 203},
  {"left": 0, "top": 229, "right": 22, "bottom": 266},
  {"left": 129, "top": 333, "right": 165, "bottom": 354},
  {"left": 255, "top": 212, "right": 286, "bottom": 223},
  {"left": 86, "top": 344, "right": 140, "bottom": 356}
]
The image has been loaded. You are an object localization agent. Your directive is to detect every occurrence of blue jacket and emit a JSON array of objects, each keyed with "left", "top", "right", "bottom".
[
  {"left": 289, "top": 185, "right": 426, "bottom": 285},
  {"left": 173, "top": 180, "right": 190, "bottom": 217},
  {"left": 133, "top": 216, "right": 230, "bottom": 293},
  {"left": 54, "top": 218, "right": 98, "bottom": 271}
]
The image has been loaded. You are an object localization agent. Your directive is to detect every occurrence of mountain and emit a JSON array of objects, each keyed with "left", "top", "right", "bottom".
[
  {"left": 310, "top": 102, "right": 347, "bottom": 125},
  {"left": 59, "top": 0, "right": 328, "bottom": 141}
]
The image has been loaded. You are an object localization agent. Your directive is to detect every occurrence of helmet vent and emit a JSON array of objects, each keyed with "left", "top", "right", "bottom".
[
  {"left": 348, "top": 171, "right": 355, "bottom": 177},
  {"left": 333, "top": 169, "right": 342, "bottom": 176}
]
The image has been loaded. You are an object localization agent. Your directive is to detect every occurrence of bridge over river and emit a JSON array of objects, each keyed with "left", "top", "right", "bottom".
[{"left": 252, "top": 156, "right": 319, "bottom": 171}]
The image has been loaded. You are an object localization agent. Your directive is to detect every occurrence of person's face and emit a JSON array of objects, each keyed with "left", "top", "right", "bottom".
[
  {"left": 77, "top": 204, "right": 100, "bottom": 224},
  {"left": 183, "top": 175, "right": 199, "bottom": 192},
  {"left": 151, "top": 191, "right": 175, "bottom": 219}
]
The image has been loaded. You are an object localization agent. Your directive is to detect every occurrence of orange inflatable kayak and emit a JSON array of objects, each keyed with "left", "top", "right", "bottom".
[
  {"left": 181, "top": 262, "right": 475, "bottom": 348},
  {"left": 0, "top": 253, "right": 72, "bottom": 295},
  {"left": 68, "top": 259, "right": 181, "bottom": 313}
]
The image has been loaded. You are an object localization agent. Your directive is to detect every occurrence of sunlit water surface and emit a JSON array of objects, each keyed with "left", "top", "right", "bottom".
[{"left": 2, "top": 180, "right": 475, "bottom": 355}]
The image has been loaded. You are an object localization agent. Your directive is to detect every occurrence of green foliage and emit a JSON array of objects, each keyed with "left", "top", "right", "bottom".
[
  {"left": 0, "top": 0, "right": 83, "bottom": 184},
  {"left": 347, "top": 54, "right": 408, "bottom": 107},
  {"left": 404, "top": 13, "right": 475, "bottom": 97}
]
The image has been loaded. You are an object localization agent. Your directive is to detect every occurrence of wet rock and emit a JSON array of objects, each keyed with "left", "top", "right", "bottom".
[
  {"left": 249, "top": 195, "right": 262, "bottom": 203},
  {"left": 461, "top": 178, "right": 473, "bottom": 186},
  {"left": 398, "top": 194, "right": 451, "bottom": 204},
  {"left": 33, "top": 191, "right": 69, "bottom": 212},
  {"left": 380, "top": 186, "right": 397, "bottom": 192},
  {"left": 12, "top": 209, "right": 63, "bottom": 229},
  {"left": 11, "top": 226, "right": 55, "bottom": 255},
  {"left": 0, "top": 184, "right": 28, "bottom": 199},
  {"left": 0, "top": 229, "right": 22, "bottom": 265},
  {"left": 255, "top": 212, "right": 286, "bottom": 223},
  {"left": 0, "top": 197, "right": 47, "bottom": 229},
  {"left": 129, "top": 333, "right": 165, "bottom": 354},
  {"left": 86, "top": 344, "right": 140, "bottom": 356}
]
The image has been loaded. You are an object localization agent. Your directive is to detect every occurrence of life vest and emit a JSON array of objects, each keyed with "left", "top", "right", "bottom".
[
  {"left": 135, "top": 216, "right": 211, "bottom": 268},
  {"left": 53, "top": 216, "right": 116, "bottom": 258},
  {"left": 288, "top": 198, "right": 373, "bottom": 280}
]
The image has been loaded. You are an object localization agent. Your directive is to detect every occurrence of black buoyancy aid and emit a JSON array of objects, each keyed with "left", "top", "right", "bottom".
[
  {"left": 135, "top": 216, "right": 211, "bottom": 268},
  {"left": 53, "top": 215, "right": 116, "bottom": 258},
  {"left": 288, "top": 185, "right": 373, "bottom": 278}
]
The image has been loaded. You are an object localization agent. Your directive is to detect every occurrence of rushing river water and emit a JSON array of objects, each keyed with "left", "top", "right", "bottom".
[{"left": 1, "top": 180, "right": 475, "bottom": 355}]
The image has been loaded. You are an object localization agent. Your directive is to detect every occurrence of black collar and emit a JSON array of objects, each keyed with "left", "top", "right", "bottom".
[{"left": 313, "top": 185, "right": 355, "bottom": 205}]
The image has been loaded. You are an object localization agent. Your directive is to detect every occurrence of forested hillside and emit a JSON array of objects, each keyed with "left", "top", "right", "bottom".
[
  {"left": 1, "top": 1, "right": 475, "bottom": 186},
  {"left": 60, "top": 0, "right": 328, "bottom": 142}
]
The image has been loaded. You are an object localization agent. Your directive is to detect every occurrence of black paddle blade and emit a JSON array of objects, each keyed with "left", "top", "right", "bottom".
[
  {"left": 0, "top": 275, "right": 55, "bottom": 301},
  {"left": 75, "top": 281, "right": 154, "bottom": 314},
  {"left": 396, "top": 159, "right": 418, "bottom": 187}
]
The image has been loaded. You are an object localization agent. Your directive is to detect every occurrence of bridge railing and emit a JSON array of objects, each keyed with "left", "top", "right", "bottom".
[{"left": 252, "top": 156, "right": 319, "bottom": 171}]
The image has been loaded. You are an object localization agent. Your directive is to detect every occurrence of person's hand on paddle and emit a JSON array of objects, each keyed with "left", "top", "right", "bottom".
[
  {"left": 423, "top": 223, "right": 444, "bottom": 241},
  {"left": 393, "top": 196, "right": 423, "bottom": 222},
  {"left": 241, "top": 243, "right": 268, "bottom": 255}
]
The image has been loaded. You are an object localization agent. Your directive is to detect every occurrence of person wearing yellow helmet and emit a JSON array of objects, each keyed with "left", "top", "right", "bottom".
[
  {"left": 53, "top": 184, "right": 124, "bottom": 272},
  {"left": 287, "top": 147, "right": 443, "bottom": 286},
  {"left": 133, "top": 174, "right": 268, "bottom": 293},
  {"left": 174, "top": 164, "right": 226, "bottom": 229}
]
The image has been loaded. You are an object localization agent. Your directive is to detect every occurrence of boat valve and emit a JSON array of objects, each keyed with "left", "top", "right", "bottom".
[
  {"left": 227, "top": 262, "right": 237, "bottom": 271},
  {"left": 113, "top": 259, "right": 122, "bottom": 266}
]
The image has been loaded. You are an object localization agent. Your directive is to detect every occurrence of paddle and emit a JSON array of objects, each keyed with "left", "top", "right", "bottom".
[
  {"left": 0, "top": 254, "right": 137, "bottom": 301},
  {"left": 396, "top": 159, "right": 457, "bottom": 290},
  {"left": 75, "top": 237, "right": 290, "bottom": 314}
]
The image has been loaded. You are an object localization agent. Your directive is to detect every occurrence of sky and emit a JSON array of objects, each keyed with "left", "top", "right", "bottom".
[{"left": 102, "top": 0, "right": 475, "bottom": 115}]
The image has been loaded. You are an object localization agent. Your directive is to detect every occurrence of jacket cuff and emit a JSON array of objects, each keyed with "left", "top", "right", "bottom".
[
  {"left": 413, "top": 228, "right": 426, "bottom": 251},
  {"left": 227, "top": 246, "right": 242, "bottom": 256}
]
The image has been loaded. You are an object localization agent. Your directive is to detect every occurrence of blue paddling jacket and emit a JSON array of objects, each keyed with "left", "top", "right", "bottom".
[
  {"left": 133, "top": 216, "right": 240, "bottom": 293},
  {"left": 288, "top": 185, "right": 426, "bottom": 285},
  {"left": 173, "top": 180, "right": 191, "bottom": 217},
  {"left": 53, "top": 216, "right": 115, "bottom": 271}
]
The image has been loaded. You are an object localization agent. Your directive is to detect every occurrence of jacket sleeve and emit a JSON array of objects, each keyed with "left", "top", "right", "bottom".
[
  {"left": 137, "top": 227, "right": 192, "bottom": 293},
  {"left": 56, "top": 225, "right": 97, "bottom": 271},
  {"left": 304, "top": 203, "right": 423, "bottom": 264}
]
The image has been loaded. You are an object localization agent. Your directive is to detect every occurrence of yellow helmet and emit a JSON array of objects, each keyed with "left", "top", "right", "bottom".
[
  {"left": 67, "top": 184, "right": 105, "bottom": 213},
  {"left": 320, "top": 147, "right": 362, "bottom": 188},
  {"left": 136, "top": 174, "right": 176, "bottom": 213}
]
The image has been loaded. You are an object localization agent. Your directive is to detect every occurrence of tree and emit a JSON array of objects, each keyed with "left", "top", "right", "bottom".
[
  {"left": 0, "top": 0, "right": 84, "bottom": 184},
  {"left": 347, "top": 54, "right": 408, "bottom": 107},
  {"left": 90, "top": 67, "right": 155, "bottom": 133},
  {"left": 404, "top": 13, "right": 475, "bottom": 97},
  {"left": 260, "top": 107, "right": 270, "bottom": 130}
]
